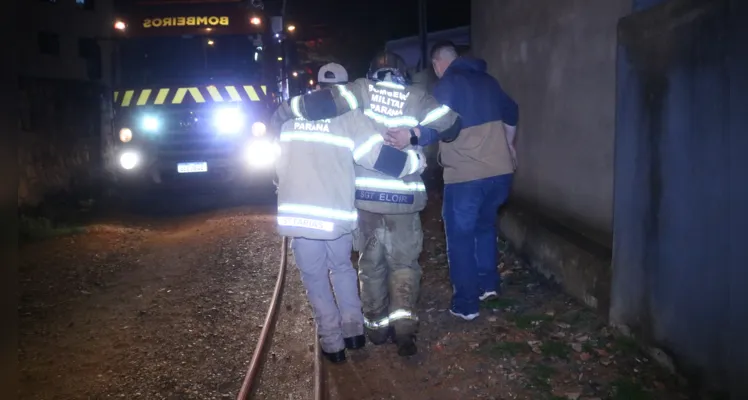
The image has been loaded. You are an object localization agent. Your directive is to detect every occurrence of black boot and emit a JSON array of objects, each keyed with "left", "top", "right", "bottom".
[
  {"left": 366, "top": 327, "right": 393, "bottom": 345},
  {"left": 344, "top": 335, "right": 366, "bottom": 350},
  {"left": 395, "top": 334, "right": 417, "bottom": 357},
  {"left": 321, "top": 349, "right": 346, "bottom": 364}
]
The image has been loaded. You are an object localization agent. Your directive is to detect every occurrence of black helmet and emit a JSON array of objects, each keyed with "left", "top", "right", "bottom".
[{"left": 368, "top": 51, "right": 409, "bottom": 82}]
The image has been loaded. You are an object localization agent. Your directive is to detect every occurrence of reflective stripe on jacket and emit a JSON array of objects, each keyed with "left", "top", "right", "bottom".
[
  {"left": 276, "top": 116, "right": 357, "bottom": 240},
  {"left": 276, "top": 108, "right": 419, "bottom": 239},
  {"left": 349, "top": 79, "right": 458, "bottom": 134},
  {"left": 274, "top": 78, "right": 460, "bottom": 138},
  {"left": 354, "top": 144, "right": 427, "bottom": 215},
  {"left": 348, "top": 79, "right": 433, "bottom": 215}
]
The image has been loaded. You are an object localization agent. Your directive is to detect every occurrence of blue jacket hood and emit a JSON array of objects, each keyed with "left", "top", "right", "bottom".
[{"left": 448, "top": 57, "right": 488, "bottom": 73}]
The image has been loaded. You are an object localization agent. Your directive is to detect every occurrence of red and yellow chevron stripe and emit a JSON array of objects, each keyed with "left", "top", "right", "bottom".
[{"left": 112, "top": 85, "right": 269, "bottom": 107}]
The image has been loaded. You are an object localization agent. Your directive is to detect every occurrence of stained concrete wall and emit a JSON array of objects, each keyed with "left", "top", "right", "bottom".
[
  {"left": 17, "top": 0, "right": 115, "bottom": 210},
  {"left": 18, "top": 78, "right": 109, "bottom": 208},
  {"left": 472, "top": 0, "right": 746, "bottom": 396},
  {"left": 612, "top": 0, "right": 748, "bottom": 395},
  {"left": 472, "top": 0, "right": 631, "bottom": 247}
]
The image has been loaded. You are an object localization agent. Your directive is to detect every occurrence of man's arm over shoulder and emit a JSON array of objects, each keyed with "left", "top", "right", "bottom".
[
  {"left": 355, "top": 139, "right": 425, "bottom": 179},
  {"left": 269, "top": 79, "right": 368, "bottom": 132},
  {"left": 348, "top": 116, "right": 425, "bottom": 179},
  {"left": 415, "top": 79, "right": 462, "bottom": 145}
]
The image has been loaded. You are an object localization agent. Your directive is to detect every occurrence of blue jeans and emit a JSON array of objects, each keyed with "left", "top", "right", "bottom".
[{"left": 443, "top": 174, "right": 513, "bottom": 315}]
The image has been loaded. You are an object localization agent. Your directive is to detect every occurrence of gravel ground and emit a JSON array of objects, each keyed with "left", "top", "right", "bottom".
[
  {"left": 19, "top": 203, "right": 313, "bottom": 400},
  {"left": 19, "top": 193, "right": 704, "bottom": 400}
]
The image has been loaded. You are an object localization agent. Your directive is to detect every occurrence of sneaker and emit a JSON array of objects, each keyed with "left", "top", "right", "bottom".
[
  {"left": 449, "top": 309, "right": 480, "bottom": 321},
  {"left": 479, "top": 291, "right": 499, "bottom": 301}
]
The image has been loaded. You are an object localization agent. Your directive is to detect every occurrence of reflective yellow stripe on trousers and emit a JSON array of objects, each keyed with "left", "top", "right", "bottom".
[{"left": 364, "top": 309, "right": 418, "bottom": 330}]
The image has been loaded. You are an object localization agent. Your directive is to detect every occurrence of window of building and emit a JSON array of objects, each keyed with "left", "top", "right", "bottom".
[
  {"left": 78, "top": 38, "right": 96, "bottom": 58},
  {"left": 79, "top": 38, "right": 102, "bottom": 80},
  {"left": 76, "top": 0, "right": 95, "bottom": 10},
  {"left": 38, "top": 32, "right": 60, "bottom": 56}
]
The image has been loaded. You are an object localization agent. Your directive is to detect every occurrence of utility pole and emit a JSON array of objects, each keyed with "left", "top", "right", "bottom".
[
  {"left": 281, "top": 0, "right": 288, "bottom": 99},
  {"left": 418, "top": 0, "right": 428, "bottom": 72}
]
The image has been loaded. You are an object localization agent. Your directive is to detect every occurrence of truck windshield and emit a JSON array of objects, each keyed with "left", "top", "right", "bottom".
[{"left": 119, "top": 35, "right": 263, "bottom": 86}]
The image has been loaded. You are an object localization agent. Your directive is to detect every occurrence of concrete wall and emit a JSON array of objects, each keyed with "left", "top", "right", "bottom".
[
  {"left": 472, "top": 0, "right": 630, "bottom": 247},
  {"left": 17, "top": 0, "right": 114, "bottom": 209},
  {"left": 612, "top": 0, "right": 747, "bottom": 395},
  {"left": 18, "top": 78, "right": 108, "bottom": 208},
  {"left": 472, "top": 0, "right": 746, "bottom": 396}
]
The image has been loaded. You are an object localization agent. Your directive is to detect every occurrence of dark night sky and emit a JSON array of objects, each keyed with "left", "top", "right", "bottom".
[
  {"left": 286, "top": 0, "right": 470, "bottom": 39},
  {"left": 115, "top": 0, "right": 471, "bottom": 77},
  {"left": 283, "top": 0, "right": 471, "bottom": 75}
]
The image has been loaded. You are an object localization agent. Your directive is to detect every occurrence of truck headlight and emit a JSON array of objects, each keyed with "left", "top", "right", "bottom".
[
  {"left": 214, "top": 107, "right": 245, "bottom": 134},
  {"left": 142, "top": 115, "right": 160, "bottom": 132},
  {"left": 119, "top": 151, "right": 139, "bottom": 170},
  {"left": 119, "top": 128, "right": 133, "bottom": 143},
  {"left": 245, "top": 140, "right": 278, "bottom": 167},
  {"left": 251, "top": 121, "right": 266, "bottom": 136}
]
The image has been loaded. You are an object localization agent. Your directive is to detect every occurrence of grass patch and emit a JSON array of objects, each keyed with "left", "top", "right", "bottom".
[
  {"left": 540, "top": 340, "right": 570, "bottom": 359},
  {"left": 480, "top": 297, "right": 517, "bottom": 309},
  {"left": 525, "top": 363, "right": 555, "bottom": 391},
  {"left": 582, "top": 342, "right": 596, "bottom": 354},
  {"left": 612, "top": 378, "right": 652, "bottom": 400},
  {"left": 557, "top": 309, "right": 600, "bottom": 329},
  {"left": 19, "top": 215, "right": 85, "bottom": 242},
  {"left": 486, "top": 341, "right": 530, "bottom": 357},
  {"left": 509, "top": 313, "right": 553, "bottom": 329},
  {"left": 613, "top": 335, "right": 640, "bottom": 355}
]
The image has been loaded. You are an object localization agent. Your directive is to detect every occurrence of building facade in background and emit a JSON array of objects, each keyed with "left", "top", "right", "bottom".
[
  {"left": 18, "top": 0, "right": 115, "bottom": 208},
  {"left": 21, "top": 0, "right": 114, "bottom": 84}
]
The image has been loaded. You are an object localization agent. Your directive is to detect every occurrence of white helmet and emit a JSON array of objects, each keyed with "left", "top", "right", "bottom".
[{"left": 318, "top": 63, "right": 349, "bottom": 84}]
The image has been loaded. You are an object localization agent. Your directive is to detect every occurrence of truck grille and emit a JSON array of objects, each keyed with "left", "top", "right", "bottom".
[{"left": 154, "top": 109, "right": 240, "bottom": 160}]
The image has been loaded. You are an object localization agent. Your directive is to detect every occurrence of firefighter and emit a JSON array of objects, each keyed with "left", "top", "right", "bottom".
[
  {"left": 275, "top": 62, "right": 427, "bottom": 364},
  {"left": 270, "top": 52, "right": 459, "bottom": 357},
  {"left": 269, "top": 51, "right": 462, "bottom": 144}
]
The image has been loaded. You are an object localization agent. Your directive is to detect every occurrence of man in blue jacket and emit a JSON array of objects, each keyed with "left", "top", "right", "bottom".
[{"left": 386, "top": 41, "right": 519, "bottom": 321}]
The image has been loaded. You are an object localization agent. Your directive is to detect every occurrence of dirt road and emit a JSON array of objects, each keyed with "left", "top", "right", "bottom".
[{"left": 19, "top": 195, "right": 697, "bottom": 400}]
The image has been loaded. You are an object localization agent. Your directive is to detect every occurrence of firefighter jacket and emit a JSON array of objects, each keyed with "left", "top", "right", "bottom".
[
  {"left": 270, "top": 78, "right": 462, "bottom": 142},
  {"left": 354, "top": 143, "right": 427, "bottom": 215},
  {"left": 275, "top": 108, "right": 425, "bottom": 240}
]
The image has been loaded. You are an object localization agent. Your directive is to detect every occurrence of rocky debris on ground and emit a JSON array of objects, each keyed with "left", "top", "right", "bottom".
[{"left": 19, "top": 201, "right": 703, "bottom": 400}]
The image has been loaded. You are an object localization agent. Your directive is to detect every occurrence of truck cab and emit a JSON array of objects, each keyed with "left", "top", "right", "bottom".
[{"left": 109, "top": 0, "right": 281, "bottom": 194}]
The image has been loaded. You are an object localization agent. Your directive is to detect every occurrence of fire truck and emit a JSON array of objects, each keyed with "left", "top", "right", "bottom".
[{"left": 107, "top": 0, "right": 283, "bottom": 196}]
